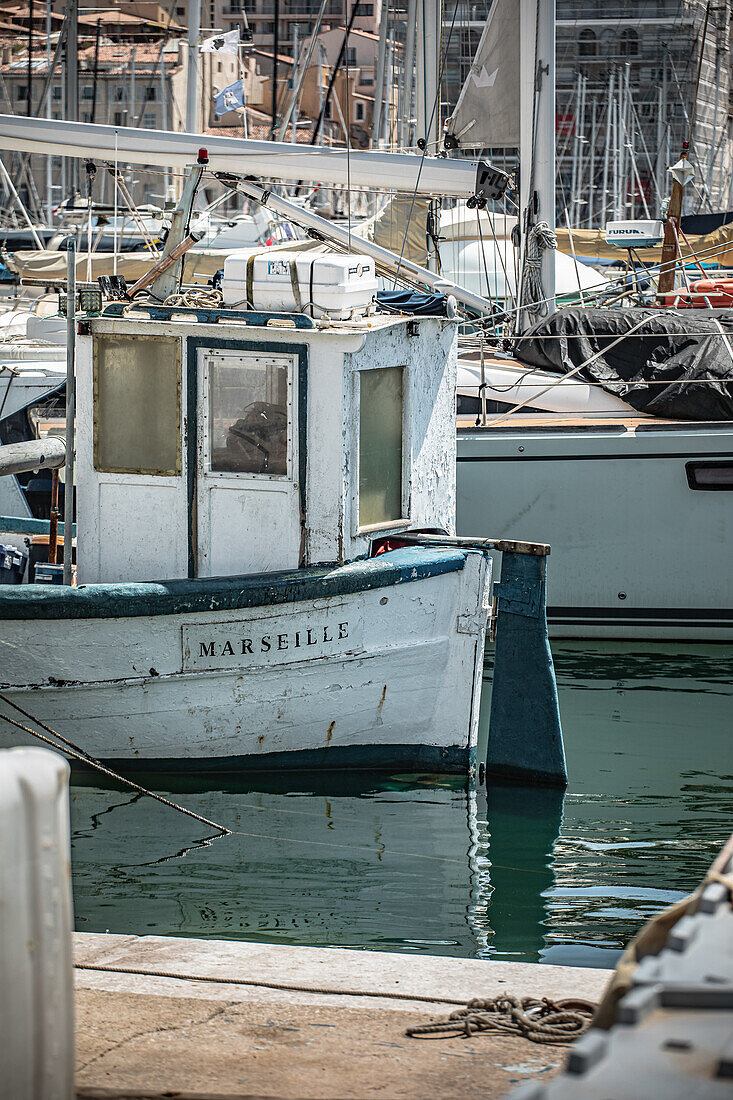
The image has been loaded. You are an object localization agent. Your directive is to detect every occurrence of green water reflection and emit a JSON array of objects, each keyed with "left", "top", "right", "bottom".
[{"left": 69, "top": 642, "right": 733, "bottom": 967}]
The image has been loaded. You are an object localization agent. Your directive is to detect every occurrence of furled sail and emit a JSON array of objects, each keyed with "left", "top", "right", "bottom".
[
  {"left": 444, "top": 0, "right": 519, "bottom": 150},
  {"left": 0, "top": 114, "right": 482, "bottom": 199}
]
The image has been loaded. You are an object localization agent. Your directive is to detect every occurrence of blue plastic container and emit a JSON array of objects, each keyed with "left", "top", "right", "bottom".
[{"left": 0, "top": 543, "right": 28, "bottom": 584}]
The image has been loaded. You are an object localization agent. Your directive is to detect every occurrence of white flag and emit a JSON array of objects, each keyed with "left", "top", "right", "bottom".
[{"left": 199, "top": 28, "right": 240, "bottom": 54}]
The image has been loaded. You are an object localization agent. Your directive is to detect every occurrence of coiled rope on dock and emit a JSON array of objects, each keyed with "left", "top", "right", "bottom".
[{"left": 405, "top": 995, "right": 596, "bottom": 1043}]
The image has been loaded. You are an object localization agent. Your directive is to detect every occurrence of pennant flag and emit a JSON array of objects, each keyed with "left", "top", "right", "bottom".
[
  {"left": 200, "top": 28, "right": 240, "bottom": 54},
  {"left": 213, "top": 78, "right": 245, "bottom": 117}
]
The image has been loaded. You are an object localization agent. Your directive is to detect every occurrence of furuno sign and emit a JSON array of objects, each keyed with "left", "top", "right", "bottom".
[{"left": 181, "top": 607, "right": 363, "bottom": 671}]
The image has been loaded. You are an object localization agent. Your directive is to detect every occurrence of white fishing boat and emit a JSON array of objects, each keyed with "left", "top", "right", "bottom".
[{"left": 0, "top": 154, "right": 566, "bottom": 783}]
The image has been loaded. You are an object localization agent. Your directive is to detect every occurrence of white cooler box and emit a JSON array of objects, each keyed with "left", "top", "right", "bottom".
[{"left": 222, "top": 251, "right": 378, "bottom": 318}]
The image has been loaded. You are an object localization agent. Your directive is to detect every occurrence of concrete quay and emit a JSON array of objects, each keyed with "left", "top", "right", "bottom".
[{"left": 73, "top": 932, "right": 612, "bottom": 1099}]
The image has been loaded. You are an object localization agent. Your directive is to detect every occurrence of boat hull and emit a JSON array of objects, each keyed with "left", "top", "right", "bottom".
[
  {"left": 457, "top": 421, "right": 733, "bottom": 641},
  {"left": 0, "top": 549, "right": 490, "bottom": 773}
]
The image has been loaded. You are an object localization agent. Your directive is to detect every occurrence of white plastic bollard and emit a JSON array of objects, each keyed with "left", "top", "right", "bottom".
[{"left": 0, "top": 747, "right": 74, "bottom": 1100}]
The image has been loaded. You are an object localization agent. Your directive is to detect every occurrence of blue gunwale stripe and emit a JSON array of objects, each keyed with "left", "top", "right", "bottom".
[{"left": 0, "top": 547, "right": 466, "bottom": 620}]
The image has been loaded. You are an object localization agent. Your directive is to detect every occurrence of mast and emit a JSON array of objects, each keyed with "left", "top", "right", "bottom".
[
  {"left": 309, "top": 3, "right": 361, "bottom": 147},
  {"left": 27, "top": 0, "right": 33, "bottom": 125},
  {"left": 64, "top": 0, "right": 78, "bottom": 197},
  {"left": 290, "top": 23, "right": 299, "bottom": 143},
  {"left": 372, "top": 0, "right": 389, "bottom": 148},
  {"left": 186, "top": 0, "right": 201, "bottom": 132},
  {"left": 402, "top": 0, "right": 416, "bottom": 148},
  {"left": 415, "top": 0, "right": 440, "bottom": 151},
  {"left": 518, "top": 0, "right": 555, "bottom": 325},
  {"left": 657, "top": 1, "right": 711, "bottom": 297},
  {"left": 271, "top": 0, "right": 279, "bottom": 135},
  {"left": 45, "top": 0, "right": 51, "bottom": 223},
  {"left": 90, "top": 18, "right": 101, "bottom": 125},
  {"left": 601, "top": 68, "right": 613, "bottom": 226}
]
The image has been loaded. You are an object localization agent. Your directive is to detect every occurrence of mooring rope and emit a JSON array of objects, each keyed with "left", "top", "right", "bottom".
[
  {"left": 0, "top": 693, "right": 229, "bottom": 836},
  {"left": 75, "top": 962, "right": 470, "bottom": 1006},
  {"left": 75, "top": 964, "right": 597, "bottom": 1044},
  {"left": 405, "top": 994, "right": 596, "bottom": 1043}
]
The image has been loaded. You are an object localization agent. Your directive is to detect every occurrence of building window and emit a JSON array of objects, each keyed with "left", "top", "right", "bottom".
[
  {"left": 52, "top": 84, "right": 61, "bottom": 100},
  {"left": 114, "top": 111, "right": 123, "bottom": 125},
  {"left": 346, "top": 47, "right": 356, "bottom": 64},
  {"left": 353, "top": 99, "right": 365, "bottom": 122},
  {"left": 358, "top": 366, "right": 404, "bottom": 527},
  {"left": 81, "top": 84, "right": 94, "bottom": 99},
  {"left": 176, "top": 6, "right": 185, "bottom": 14},
  {"left": 359, "top": 3, "right": 374, "bottom": 12},
  {"left": 143, "top": 111, "right": 157, "bottom": 127},
  {"left": 16, "top": 85, "right": 28, "bottom": 101},
  {"left": 229, "top": 0, "right": 242, "bottom": 10},
  {"left": 115, "top": 85, "right": 125, "bottom": 101},
  {"left": 619, "top": 28, "right": 638, "bottom": 56},
  {"left": 578, "top": 29, "right": 596, "bottom": 57},
  {"left": 93, "top": 334, "right": 181, "bottom": 476},
  {"left": 145, "top": 86, "right": 157, "bottom": 100}
]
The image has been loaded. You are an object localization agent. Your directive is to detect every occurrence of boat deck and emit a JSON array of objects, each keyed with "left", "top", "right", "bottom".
[{"left": 457, "top": 413, "right": 733, "bottom": 433}]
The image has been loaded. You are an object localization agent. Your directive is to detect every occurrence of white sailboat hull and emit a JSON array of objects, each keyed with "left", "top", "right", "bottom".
[{"left": 457, "top": 423, "right": 733, "bottom": 640}]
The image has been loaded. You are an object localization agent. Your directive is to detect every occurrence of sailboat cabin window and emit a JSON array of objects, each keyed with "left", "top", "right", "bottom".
[
  {"left": 358, "top": 366, "right": 404, "bottom": 528},
  {"left": 207, "top": 352, "right": 290, "bottom": 478},
  {"left": 93, "top": 334, "right": 181, "bottom": 475}
]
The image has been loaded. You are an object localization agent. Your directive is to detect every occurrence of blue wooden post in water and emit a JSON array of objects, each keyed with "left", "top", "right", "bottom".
[{"left": 486, "top": 550, "right": 567, "bottom": 787}]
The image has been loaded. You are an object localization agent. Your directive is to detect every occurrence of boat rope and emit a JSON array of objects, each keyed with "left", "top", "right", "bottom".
[
  {"left": 520, "top": 221, "right": 557, "bottom": 322},
  {"left": 73, "top": 962, "right": 595, "bottom": 1026},
  {"left": 74, "top": 961, "right": 470, "bottom": 1003},
  {"left": 405, "top": 995, "right": 596, "bottom": 1043},
  {"left": 0, "top": 693, "right": 229, "bottom": 836}
]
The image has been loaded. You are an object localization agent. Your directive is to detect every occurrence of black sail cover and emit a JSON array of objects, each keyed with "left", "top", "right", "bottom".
[{"left": 513, "top": 308, "right": 733, "bottom": 420}]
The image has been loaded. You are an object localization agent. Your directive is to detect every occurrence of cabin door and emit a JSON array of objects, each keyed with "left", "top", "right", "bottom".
[{"left": 196, "top": 347, "right": 303, "bottom": 577}]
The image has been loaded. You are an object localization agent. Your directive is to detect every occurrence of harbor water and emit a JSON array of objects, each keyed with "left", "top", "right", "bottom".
[{"left": 69, "top": 641, "right": 733, "bottom": 969}]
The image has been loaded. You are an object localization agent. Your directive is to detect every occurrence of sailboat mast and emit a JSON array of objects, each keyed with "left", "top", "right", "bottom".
[
  {"left": 64, "top": 0, "right": 78, "bottom": 197},
  {"left": 657, "top": 1, "right": 711, "bottom": 297},
  {"left": 402, "top": 0, "right": 416, "bottom": 148},
  {"left": 272, "top": 0, "right": 279, "bottom": 135},
  {"left": 372, "top": 0, "right": 389, "bottom": 147},
  {"left": 518, "top": 0, "right": 555, "bottom": 324},
  {"left": 415, "top": 0, "right": 440, "bottom": 150},
  {"left": 186, "top": 0, "right": 201, "bottom": 132}
]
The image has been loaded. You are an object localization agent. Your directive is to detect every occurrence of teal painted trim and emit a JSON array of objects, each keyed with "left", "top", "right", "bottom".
[
  {"left": 75, "top": 742, "right": 470, "bottom": 776},
  {"left": 486, "top": 552, "right": 567, "bottom": 788},
  {"left": 0, "top": 547, "right": 465, "bottom": 620},
  {"left": 0, "top": 515, "right": 76, "bottom": 537},
  {"left": 184, "top": 336, "right": 309, "bottom": 579}
]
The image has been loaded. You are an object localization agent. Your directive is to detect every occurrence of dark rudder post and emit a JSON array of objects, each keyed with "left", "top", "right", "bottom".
[
  {"left": 398, "top": 533, "right": 567, "bottom": 788},
  {"left": 487, "top": 549, "right": 566, "bottom": 787}
]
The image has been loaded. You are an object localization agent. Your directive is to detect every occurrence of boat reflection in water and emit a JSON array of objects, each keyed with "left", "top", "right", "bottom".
[
  {"left": 69, "top": 642, "right": 733, "bottom": 968},
  {"left": 69, "top": 772, "right": 562, "bottom": 963}
]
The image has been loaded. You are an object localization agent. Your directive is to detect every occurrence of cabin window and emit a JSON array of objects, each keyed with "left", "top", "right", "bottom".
[
  {"left": 358, "top": 366, "right": 403, "bottom": 527},
  {"left": 93, "top": 334, "right": 181, "bottom": 475},
  {"left": 208, "top": 353, "right": 289, "bottom": 477},
  {"left": 686, "top": 461, "right": 733, "bottom": 490}
]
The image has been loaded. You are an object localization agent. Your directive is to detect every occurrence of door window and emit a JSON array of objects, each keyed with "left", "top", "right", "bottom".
[{"left": 207, "top": 352, "right": 290, "bottom": 477}]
